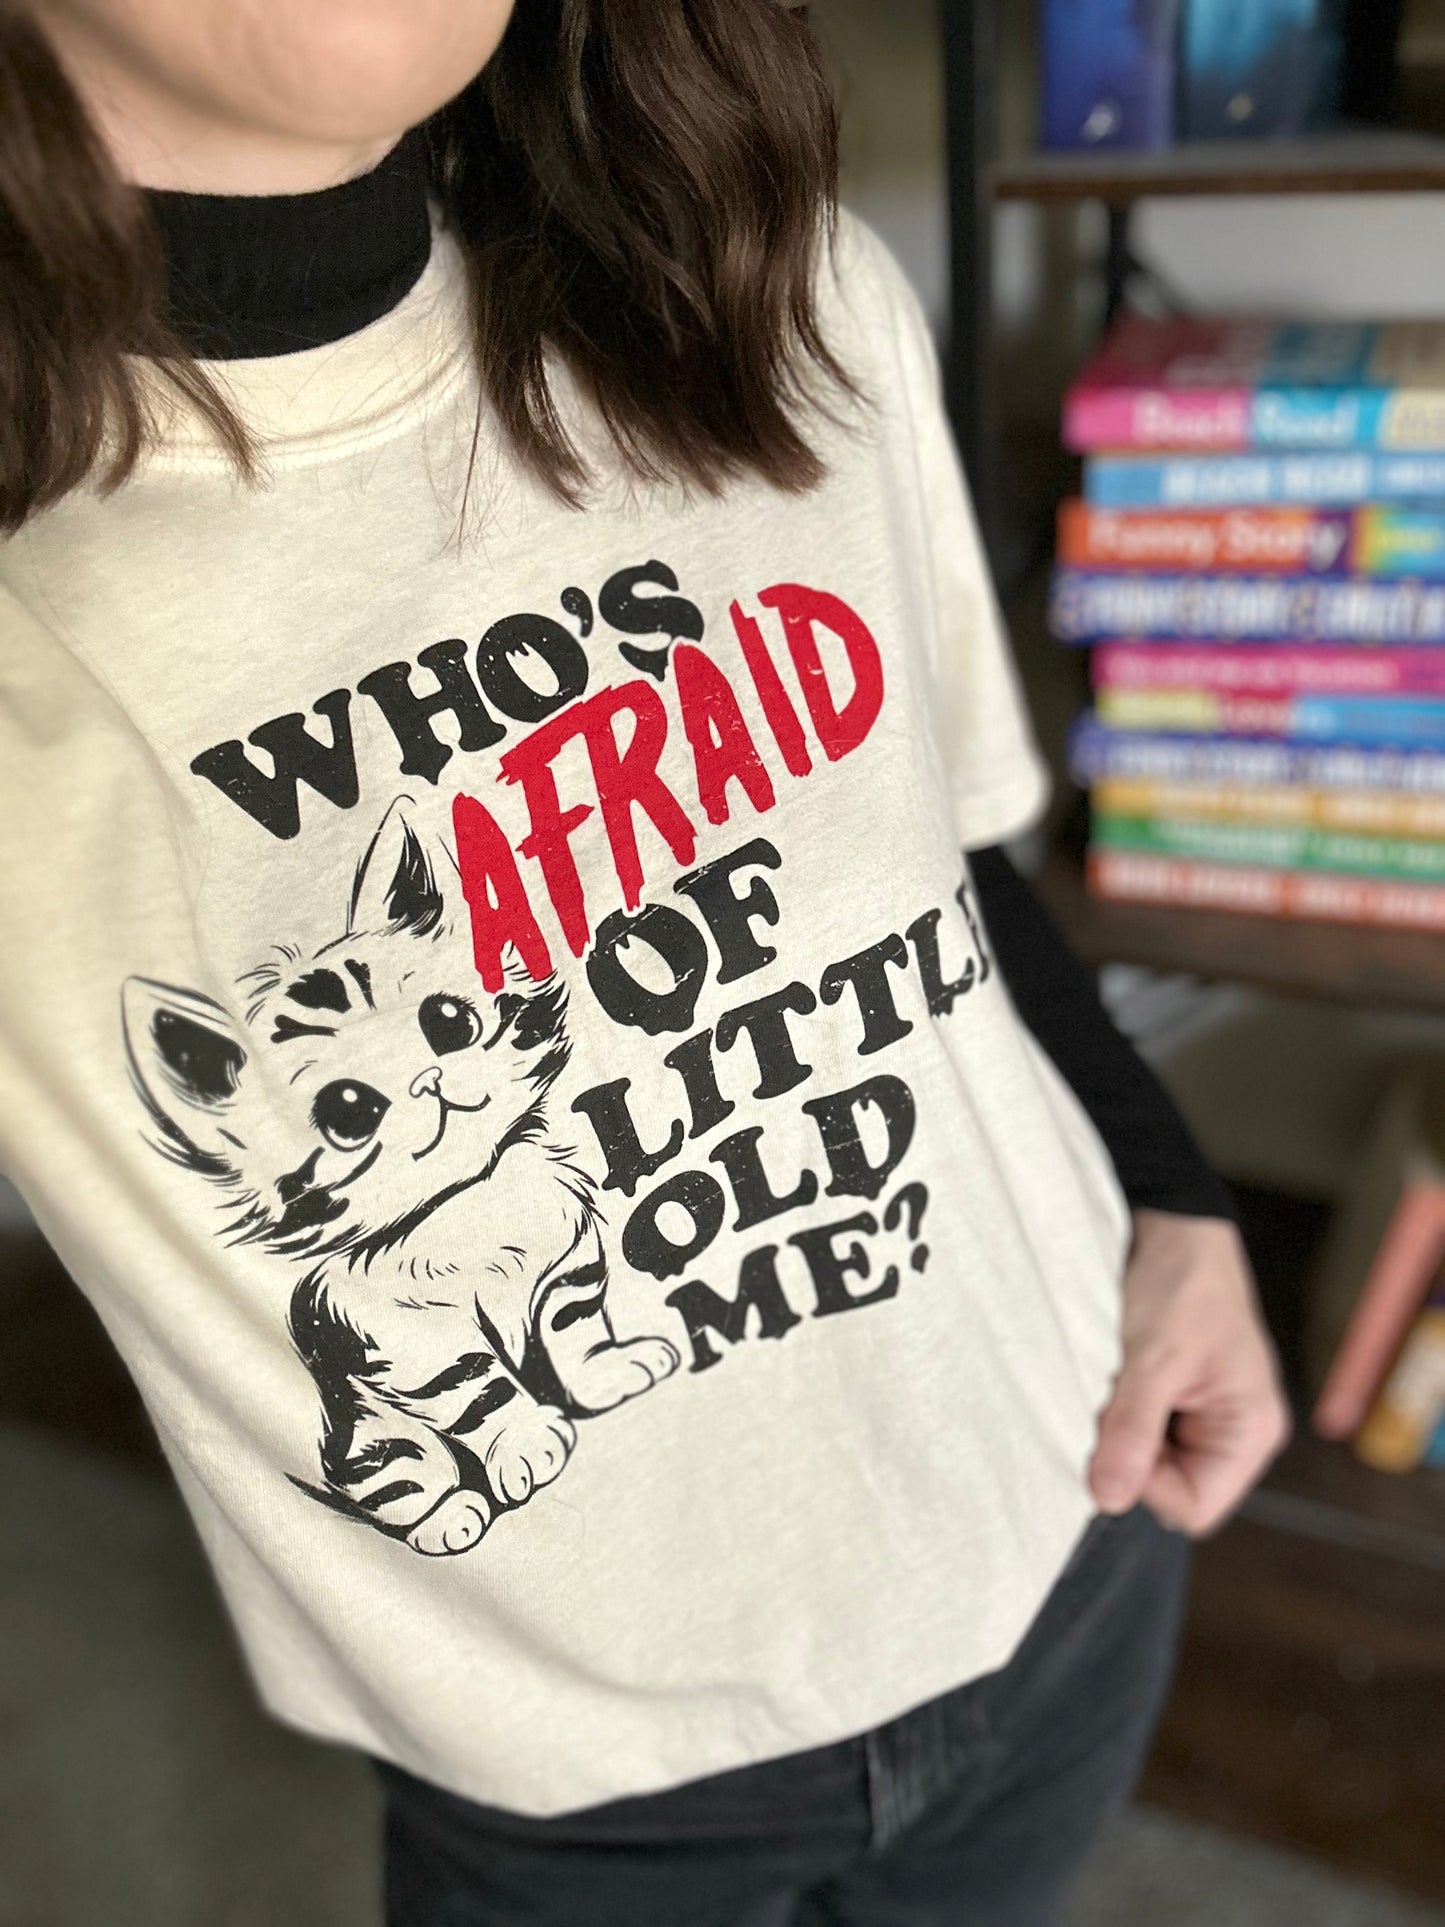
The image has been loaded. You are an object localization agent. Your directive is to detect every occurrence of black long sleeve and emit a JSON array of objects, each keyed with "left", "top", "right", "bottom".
[{"left": 970, "top": 846, "right": 1235, "bottom": 1223}]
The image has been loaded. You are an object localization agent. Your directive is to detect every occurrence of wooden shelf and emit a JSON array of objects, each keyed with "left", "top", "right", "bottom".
[
  {"left": 1250, "top": 1430, "right": 1445, "bottom": 1558},
  {"left": 1034, "top": 841, "right": 1445, "bottom": 1015},
  {"left": 1146, "top": 1432, "right": 1445, "bottom": 1903},
  {"left": 993, "top": 131, "right": 1445, "bottom": 205}
]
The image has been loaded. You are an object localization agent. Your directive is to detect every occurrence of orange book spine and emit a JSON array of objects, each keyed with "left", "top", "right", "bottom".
[
  {"left": 1086, "top": 850, "right": 1445, "bottom": 931},
  {"left": 1056, "top": 500, "right": 1348, "bottom": 574},
  {"left": 1314, "top": 1189, "right": 1445, "bottom": 1440}
]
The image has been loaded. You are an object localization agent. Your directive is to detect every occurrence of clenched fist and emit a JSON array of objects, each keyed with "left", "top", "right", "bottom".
[{"left": 1091, "top": 1210, "right": 1292, "bottom": 1538}]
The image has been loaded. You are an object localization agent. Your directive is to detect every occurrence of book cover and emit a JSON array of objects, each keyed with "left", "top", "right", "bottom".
[
  {"left": 1051, "top": 569, "right": 1445, "bottom": 645},
  {"left": 1041, "top": 0, "right": 1180, "bottom": 151},
  {"left": 1091, "top": 776, "right": 1445, "bottom": 840},
  {"left": 1094, "top": 642, "right": 1445, "bottom": 698},
  {"left": 1064, "top": 317, "right": 1445, "bottom": 454},
  {"left": 1181, "top": 0, "right": 1345, "bottom": 141},
  {"left": 1093, "top": 811, "right": 1445, "bottom": 881},
  {"left": 1095, "top": 687, "right": 1445, "bottom": 745},
  {"left": 1356, "top": 508, "right": 1445, "bottom": 579},
  {"left": 1069, "top": 715, "right": 1445, "bottom": 793},
  {"left": 1085, "top": 450, "right": 1445, "bottom": 510},
  {"left": 1087, "top": 846, "right": 1445, "bottom": 928},
  {"left": 1061, "top": 505, "right": 1445, "bottom": 579}
]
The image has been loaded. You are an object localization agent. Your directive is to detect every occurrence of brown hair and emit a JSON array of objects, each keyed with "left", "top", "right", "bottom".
[{"left": 0, "top": 2, "right": 846, "bottom": 533}]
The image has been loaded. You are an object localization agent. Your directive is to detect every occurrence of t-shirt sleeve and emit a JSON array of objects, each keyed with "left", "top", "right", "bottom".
[{"left": 847, "top": 219, "right": 1052, "bottom": 850}]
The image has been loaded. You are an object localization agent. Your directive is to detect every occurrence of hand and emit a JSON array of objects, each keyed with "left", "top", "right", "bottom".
[{"left": 1090, "top": 1210, "right": 1291, "bottom": 1538}]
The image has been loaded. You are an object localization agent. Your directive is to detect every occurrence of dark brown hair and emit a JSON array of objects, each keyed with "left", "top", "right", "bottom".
[{"left": 0, "top": 2, "right": 846, "bottom": 532}]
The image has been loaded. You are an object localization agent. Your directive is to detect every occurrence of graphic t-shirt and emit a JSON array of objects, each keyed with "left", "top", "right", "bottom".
[{"left": 0, "top": 216, "right": 1129, "bottom": 1816}]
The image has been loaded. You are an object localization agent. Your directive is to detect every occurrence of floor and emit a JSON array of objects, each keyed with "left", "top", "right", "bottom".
[{"left": 4, "top": 1411, "right": 1443, "bottom": 1927}]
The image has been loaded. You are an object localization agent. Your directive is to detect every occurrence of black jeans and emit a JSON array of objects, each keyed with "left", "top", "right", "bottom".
[{"left": 378, "top": 1505, "right": 1189, "bottom": 1927}]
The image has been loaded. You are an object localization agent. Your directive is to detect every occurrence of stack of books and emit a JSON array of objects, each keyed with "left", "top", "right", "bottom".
[{"left": 1054, "top": 315, "right": 1445, "bottom": 932}]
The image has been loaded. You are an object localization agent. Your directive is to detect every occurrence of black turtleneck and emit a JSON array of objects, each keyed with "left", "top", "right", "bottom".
[
  {"left": 144, "top": 152, "right": 1231, "bottom": 1225},
  {"left": 146, "top": 131, "right": 432, "bottom": 360}
]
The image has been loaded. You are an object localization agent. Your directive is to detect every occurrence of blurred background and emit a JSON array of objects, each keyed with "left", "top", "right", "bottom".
[{"left": 4, "top": 2, "right": 1444, "bottom": 1921}]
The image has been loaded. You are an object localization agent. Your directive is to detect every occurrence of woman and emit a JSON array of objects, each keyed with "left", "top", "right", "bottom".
[{"left": 0, "top": 3, "right": 1288, "bottom": 1921}]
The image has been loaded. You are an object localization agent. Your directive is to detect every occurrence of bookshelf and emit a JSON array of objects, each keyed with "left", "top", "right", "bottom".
[
  {"left": 993, "top": 130, "right": 1445, "bottom": 205},
  {"left": 937, "top": 22, "right": 1445, "bottom": 1895},
  {"left": 939, "top": 0, "right": 1445, "bottom": 1013},
  {"left": 1034, "top": 831, "right": 1445, "bottom": 1018}
]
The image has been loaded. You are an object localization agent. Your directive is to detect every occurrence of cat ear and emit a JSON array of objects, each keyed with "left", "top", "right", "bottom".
[
  {"left": 348, "top": 798, "right": 460, "bottom": 938},
  {"left": 122, "top": 978, "right": 249, "bottom": 1168}
]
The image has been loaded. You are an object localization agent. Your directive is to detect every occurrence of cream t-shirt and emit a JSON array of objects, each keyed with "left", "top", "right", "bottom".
[{"left": 0, "top": 216, "right": 1129, "bottom": 1815}]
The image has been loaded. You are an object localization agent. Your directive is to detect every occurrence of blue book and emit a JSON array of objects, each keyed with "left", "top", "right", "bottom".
[
  {"left": 1181, "top": 0, "right": 1345, "bottom": 140},
  {"left": 1085, "top": 451, "right": 1445, "bottom": 509},
  {"left": 1359, "top": 509, "right": 1445, "bottom": 580},
  {"left": 1041, "top": 0, "right": 1180, "bottom": 151},
  {"left": 1284, "top": 698, "right": 1445, "bottom": 747},
  {"left": 1051, "top": 569, "right": 1445, "bottom": 644},
  {"left": 1068, "top": 716, "right": 1445, "bottom": 792}
]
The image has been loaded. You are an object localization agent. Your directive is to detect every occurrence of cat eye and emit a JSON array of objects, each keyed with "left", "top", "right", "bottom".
[
  {"left": 419, "top": 993, "right": 483, "bottom": 1056},
  {"left": 313, "top": 1080, "right": 391, "bottom": 1152}
]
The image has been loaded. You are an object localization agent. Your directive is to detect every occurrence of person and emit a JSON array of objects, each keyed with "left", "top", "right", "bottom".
[{"left": 0, "top": 4, "right": 1290, "bottom": 1922}]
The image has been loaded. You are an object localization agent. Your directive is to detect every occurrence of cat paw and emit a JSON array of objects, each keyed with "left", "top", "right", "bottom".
[
  {"left": 484, "top": 1406, "right": 577, "bottom": 1507},
  {"left": 407, "top": 1489, "right": 492, "bottom": 1558},
  {"left": 570, "top": 1336, "right": 680, "bottom": 1414}
]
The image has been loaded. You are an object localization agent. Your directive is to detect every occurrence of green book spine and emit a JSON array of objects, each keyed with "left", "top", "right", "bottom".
[{"left": 1093, "top": 812, "right": 1445, "bottom": 883}]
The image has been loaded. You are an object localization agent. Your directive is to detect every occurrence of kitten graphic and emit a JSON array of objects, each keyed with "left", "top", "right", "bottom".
[{"left": 122, "top": 798, "right": 679, "bottom": 1557}]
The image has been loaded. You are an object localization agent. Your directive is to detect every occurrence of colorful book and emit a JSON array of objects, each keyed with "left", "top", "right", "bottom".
[
  {"left": 1085, "top": 450, "right": 1445, "bottom": 509},
  {"left": 1069, "top": 716, "right": 1445, "bottom": 793},
  {"left": 1092, "top": 776, "right": 1445, "bottom": 840},
  {"left": 1181, "top": 0, "right": 1345, "bottom": 142},
  {"left": 1307, "top": 1080, "right": 1445, "bottom": 1432},
  {"left": 1087, "top": 846, "right": 1445, "bottom": 930},
  {"left": 1355, "top": 509, "right": 1445, "bottom": 579},
  {"left": 1052, "top": 570, "right": 1445, "bottom": 645},
  {"left": 1060, "top": 503, "right": 1350, "bottom": 575},
  {"left": 1094, "top": 643, "right": 1445, "bottom": 697},
  {"left": 1093, "top": 812, "right": 1445, "bottom": 882},
  {"left": 1094, "top": 688, "right": 1445, "bottom": 745},
  {"left": 1060, "top": 504, "right": 1445, "bottom": 579},
  {"left": 1041, "top": 0, "right": 1179, "bottom": 151},
  {"left": 1353, "top": 1291, "right": 1445, "bottom": 1473},
  {"left": 1065, "top": 318, "right": 1445, "bottom": 455}
]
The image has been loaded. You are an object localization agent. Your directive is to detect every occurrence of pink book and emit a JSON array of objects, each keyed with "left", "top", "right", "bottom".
[
  {"left": 1066, "top": 318, "right": 1265, "bottom": 454},
  {"left": 1094, "top": 643, "right": 1445, "bottom": 698},
  {"left": 1314, "top": 1186, "right": 1445, "bottom": 1440},
  {"left": 1062, "top": 316, "right": 1435, "bottom": 454}
]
